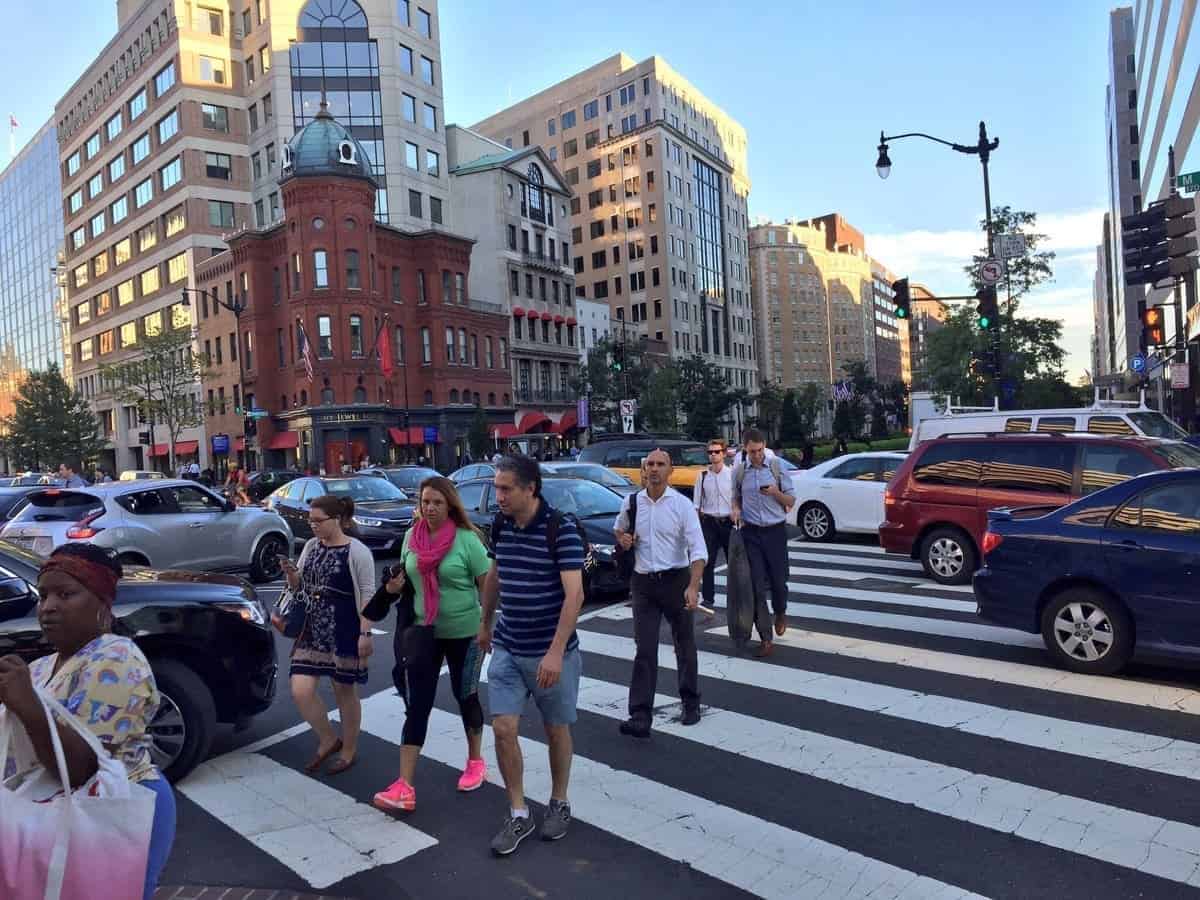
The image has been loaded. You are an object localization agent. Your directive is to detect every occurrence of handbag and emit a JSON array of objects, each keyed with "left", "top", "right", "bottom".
[
  {"left": 615, "top": 491, "right": 641, "bottom": 580},
  {"left": 273, "top": 586, "right": 308, "bottom": 639},
  {"left": 0, "top": 687, "right": 156, "bottom": 900}
]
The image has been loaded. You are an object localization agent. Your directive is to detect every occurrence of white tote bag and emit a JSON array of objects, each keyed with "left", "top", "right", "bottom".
[{"left": 0, "top": 685, "right": 156, "bottom": 900}]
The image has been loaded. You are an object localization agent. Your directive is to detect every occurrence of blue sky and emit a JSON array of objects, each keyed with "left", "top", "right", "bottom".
[{"left": 3, "top": 0, "right": 1111, "bottom": 376}]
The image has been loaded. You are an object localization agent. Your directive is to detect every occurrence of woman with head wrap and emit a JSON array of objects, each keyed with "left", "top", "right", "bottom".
[{"left": 0, "top": 543, "right": 176, "bottom": 900}]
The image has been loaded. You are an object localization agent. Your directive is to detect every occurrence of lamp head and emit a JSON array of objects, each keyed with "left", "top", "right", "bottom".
[{"left": 875, "top": 140, "right": 892, "bottom": 180}]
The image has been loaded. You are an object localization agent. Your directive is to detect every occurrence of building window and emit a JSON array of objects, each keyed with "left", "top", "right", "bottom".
[
  {"left": 314, "top": 250, "right": 329, "bottom": 288},
  {"left": 110, "top": 197, "right": 128, "bottom": 224},
  {"left": 120, "top": 321, "right": 138, "bottom": 347},
  {"left": 317, "top": 315, "right": 333, "bottom": 357},
  {"left": 244, "top": 331, "right": 254, "bottom": 370},
  {"left": 421, "top": 326, "right": 431, "bottom": 364},
  {"left": 292, "top": 253, "right": 302, "bottom": 291},
  {"left": 164, "top": 206, "right": 186, "bottom": 236},
  {"left": 583, "top": 99, "right": 598, "bottom": 120},
  {"left": 202, "top": 103, "right": 229, "bottom": 131},
  {"left": 402, "top": 94, "right": 416, "bottom": 122},
  {"left": 208, "top": 200, "right": 235, "bottom": 228},
  {"left": 85, "top": 133, "right": 101, "bottom": 159},
  {"left": 430, "top": 196, "right": 442, "bottom": 224},
  {"left": 117, "top": 279, "right": 134, "bottom": 306},
  {"left": 409, "top": 189, "right": 422, "bottom": 217},
  {"left": 1130, "top": 124, "right": 1138, "bottom": 144},
  {"left": 547, "top": 118, "right": 556, "bottom": 136},
  {"left": 406, "top": 140, "right": 419, "bottom": 169},
  {"left": 346, "top": 249, "right": 361, "bottom": 289},
  {"left": 425, "top": 148, "right": 440, "bottom": 176},
  {"left": 1131, "top": 159, "right": 1140, "bottom": 180},
  {"left": 249, "top": 104, "right": 259, "bottom": 131},
  {"left": 205, "top": 152, "right": 232, "bottom": 180},
  {"left": 130, "top": 89, "right": 147, "bottom": 120},
  {"left": 92, "top": 252, "right": 108, "bottom": 279},
  {"left": 399, "top": 43, "right": 413, "bottom": 74},
  {"left": 260, "top": 45, "right": 271, "bottom": 72},
  {"left": 349, "top": 314, "right": 364, "bottom": 356},
  {"left": 88, "top": 173, "right": 103, "bottom": 200},
  {"left": 106, "top": 111, "right": 123, "bottom": 141},
  {"left": 132, "top": 133, "right": 150, "bottom": 163},
  {"left": 485, "top": 336, "right": 494, "bottom": 368},
  {"left": 90, "top": 212, "right": 106, "bottom": 238},
  {"left": 199, "top": 55, "right": 226, "bottom": 84},
  {"left": 445, "top": 326, "right": 455, "bottom": 363},
  {"left": 394, "top": 325, "right": 405, "bottom": 364},
  {"left": 68, "top": 190, "right": 83, "bottom": 214},
  {"left": 66, "top": 152, "right": 81, "bottom": 177},
  {"left": 160, "top": 157, "right": 182, "bottom": 190},
  {"left": 459, "top": 328, "right": 468, "bottom": 365},
  {"left": 73, "top": 263, "right": 89, "bottom": 289},
  {"left": 68, "top": 227, "right": 85, "bottom": 250},
  {"left": 423, "top": 103, "right": 437, "bottom": 131},
  {"left": 561, "top": 109, "right": 576, "bottom": 130},
  {"left": 143, "top": 310, "right": 163, "bottom": 337},
  {"left": 115, "top": 238, "right": 133, "bottom": 266},
  {"left": 420, "top": 55, "right": 434, "bottom": 84},
  {"left": 417, "top": 269, "right": 426, "bottom": 303},
  {"left": 245, "top": 56, "right": 255, "bottom": 84},
  {"left": 108, "top": 155, "right": 125, "bottom": 182},
  {"left": 417, "top": 6, "right": 432, "bottom": 37},
  {"left": 455, "top": 272, "right": 465, "bottom": 304},
  {"left": 499, "top": 338, "right": 508, "bottom": 369},
  {"left": 270, "top": 192, "right": 280, "bottom": 221},
  {"left": 140, "top": 265, "right": 160, "bottom": 296},
  {"left": 564, "top": 139, "right": 578, "bottom": 158}
]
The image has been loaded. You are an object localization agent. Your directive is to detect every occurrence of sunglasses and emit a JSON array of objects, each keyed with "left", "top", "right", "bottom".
[{"left": 707, "top": 449, "right": 723, "bottom": 454}]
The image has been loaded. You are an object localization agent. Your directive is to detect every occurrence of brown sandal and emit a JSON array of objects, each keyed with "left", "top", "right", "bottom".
[
  {"left": 327, "top": 755, "right": 356, "bottom": 775},
  {"left": 304, "top": 738, "right": 343, "bottom": 773}
]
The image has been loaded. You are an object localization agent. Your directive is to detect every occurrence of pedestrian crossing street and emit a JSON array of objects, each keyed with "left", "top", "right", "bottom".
[{"left": 176, "top": 539, "right": 1200, "bottom": 898}]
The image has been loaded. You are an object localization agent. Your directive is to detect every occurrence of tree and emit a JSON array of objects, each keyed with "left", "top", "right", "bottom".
[
  {"left": 570, "top": 334, "right": 658, "bottom": 432},
  {"left": 964, "top": 206, "right": 1056, "bottom": 299},
  {"left": 100, "top": 326, "right": 208, "bottom": 474},
  {"left": 467, "top": 406, "right": 490, "bottom": 460},
  {"left": 882, "top": 379, "right": 910, "bottom": 429},
  {"left": 752, "top": 380, "right": 786, "bottom": 443},
  {"left": 0, "top": 365, "right": 103, "bottom": 471},
  {"left": 674, "top": 354, "right": 737, "bottom": 441},
  {"left": 794, "top": 384, "right": 824, "bottom": 442},
  {"left": 640, "top": 365, "right": 680, "bottom": 433}
]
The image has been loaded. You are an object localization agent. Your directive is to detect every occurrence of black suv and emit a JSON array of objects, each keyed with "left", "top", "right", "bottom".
[{"left": 0, "top": 540, "right": 277, "bottom": 781}]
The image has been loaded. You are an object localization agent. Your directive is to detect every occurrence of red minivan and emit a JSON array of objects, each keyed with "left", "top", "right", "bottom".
[{"left": 879, "top": 433, "right": 1200, "bottom": 584}]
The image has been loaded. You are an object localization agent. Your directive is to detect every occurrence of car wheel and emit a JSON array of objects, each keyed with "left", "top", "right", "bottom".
[
  {"left": 920, "top": 527, "right": 977, "bottom": 585},
  {"left": 147, "top": 659, "right": 217, "bottom": 782},
  {"left": 249, "top": 533, "right": 288, "bottom": 583},
  {"left": 1040, "top": 588, "right": 1133, "bottom": 675},
  {"left": 799, "top": 502, "right": 835, "bottom": 541}
]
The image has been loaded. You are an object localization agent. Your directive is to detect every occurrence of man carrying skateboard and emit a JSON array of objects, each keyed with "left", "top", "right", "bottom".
[
  {"left": 614, "top": 448, "right": 707, "bottom": 737},
  {"left": 731, "top": 429, "right": 795, "bottom": 658}
]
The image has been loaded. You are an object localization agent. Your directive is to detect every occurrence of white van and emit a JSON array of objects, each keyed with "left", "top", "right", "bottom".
[{"left": 908, "top": 393, "right": 1189, "bottom": 450}]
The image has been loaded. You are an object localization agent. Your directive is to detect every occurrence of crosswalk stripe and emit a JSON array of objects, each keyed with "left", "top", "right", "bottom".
[
  {"left": 773, "top": 565, "right": 927, "bottom": 586},
  {"left": 177, "top": 747, "right": 437, "bottom": 889},
  {"left": 789, "top": 540, "right": 889, "bottom": 554},
  {"left": 763, "top": 629, "right": 1200, "bottom": 716},
  {"left": 713, "top": 576, "right": 977, "bottom": 614},
  {"left": 557, "top": 676, "right": 1200, "bottom": 886},
  {"left": 789, "top": 550, "right": 925, "bottom": 573},
  {"left": 708, "top": 591, "right": 1041, "bottom": 648},
  {"left": 357, "top": 694, "right": 983, "bottom": 899},
  {"left": 579, "top": 630, "right": 1200, "bottom": 782}
]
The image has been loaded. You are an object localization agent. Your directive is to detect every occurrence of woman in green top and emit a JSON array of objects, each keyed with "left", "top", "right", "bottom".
[{"left": 372, "top": 476, "right": 491, "bottom": 814}]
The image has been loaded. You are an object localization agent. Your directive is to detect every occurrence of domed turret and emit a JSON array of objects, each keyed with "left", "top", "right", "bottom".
[{"left": 280, "top": 101, "right": 377, "bottom": 187}]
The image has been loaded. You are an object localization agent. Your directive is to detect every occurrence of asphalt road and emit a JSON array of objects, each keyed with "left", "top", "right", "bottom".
[{"left": 161, "top": 543, "right": 1200, "bottom": 899}]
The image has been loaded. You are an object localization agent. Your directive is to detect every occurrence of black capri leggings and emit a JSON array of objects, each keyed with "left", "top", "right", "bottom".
[{"left": 395, "top": 632, "right": 484, "bottom": 747}]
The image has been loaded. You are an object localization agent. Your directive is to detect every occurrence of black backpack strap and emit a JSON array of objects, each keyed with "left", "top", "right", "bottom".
[
  {"left": 489, "top": 511, "right": 506, "bottom": 553},
  {"left": 545, "top": 507, "right": 561, "bottom": 566}
]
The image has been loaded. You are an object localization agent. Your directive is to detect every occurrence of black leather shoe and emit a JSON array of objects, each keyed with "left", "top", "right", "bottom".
[
  {"left": 681, "top": 708, "right": 701, "bottom": 726},
  {"left": 619, "top": 718, "right": 651, "bottom": 739}
]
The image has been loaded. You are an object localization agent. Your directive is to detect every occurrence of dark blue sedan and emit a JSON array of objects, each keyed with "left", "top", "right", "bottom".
[{"left": 974, "top": 468, "right": 1200, "bottom": 675}]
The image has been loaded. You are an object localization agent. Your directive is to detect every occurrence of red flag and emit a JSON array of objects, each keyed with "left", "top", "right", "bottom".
[{"left": 376, "top": 324, "right": 393, "bottom": 376}]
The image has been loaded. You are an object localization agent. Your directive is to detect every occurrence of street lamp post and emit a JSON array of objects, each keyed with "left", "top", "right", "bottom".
[
  {"left": 181, "top": 287, "right": 247, "bottom": 468},
  {"left": 876, "top": 121, "right": 1000, "bottom": 257}
]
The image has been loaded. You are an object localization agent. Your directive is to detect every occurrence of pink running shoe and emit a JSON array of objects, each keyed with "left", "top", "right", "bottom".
[
  {"left": 373, "top": 777, "right": 416, "bottom": 812},
  {"left": 457, "top": 758, "right": 487, "bottom": 792}
]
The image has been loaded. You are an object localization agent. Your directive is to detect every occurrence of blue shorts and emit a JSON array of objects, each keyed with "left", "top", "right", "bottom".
[{"left": 487, "top": 644, "right": 581, "bottom": 726}]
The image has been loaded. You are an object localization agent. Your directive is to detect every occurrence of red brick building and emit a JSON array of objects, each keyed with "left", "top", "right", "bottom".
[{"left": 195, "top": 106, "right": 512, "bottom": 473}]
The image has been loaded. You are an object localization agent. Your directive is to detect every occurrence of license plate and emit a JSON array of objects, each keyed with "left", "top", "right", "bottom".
[{"left": 10, "top": 537, "right": 33, "bottom": 549}]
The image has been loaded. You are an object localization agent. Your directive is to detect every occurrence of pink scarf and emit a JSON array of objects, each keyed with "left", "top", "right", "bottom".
[{"left": 409, "top": 517, "right": 457, "bottom": 625}]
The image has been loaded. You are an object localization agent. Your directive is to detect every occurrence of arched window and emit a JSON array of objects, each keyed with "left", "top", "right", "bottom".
[
  {"left": 299, "top": 389, "right": 308, "bottom": 406},
  {"left": 473, "top": 392, "right": 481, "bottom": 406},
  {"left": 449, "top": 389, "right": 459, "bottom": 403},
  {"left": 470, "top": 333, "right": 479, "bottom": 367},
  {"left": 353, "top": 385, "right": 367, "bottom": 403},
  {"left": 526, "top": 163, "right": 545, "bottom": 222},
  {"left": 461, "top": 385, "right": 471, "bottom": 403},
  {"left": 487, "top": 392, "right": 496, "bottom": 406},
  {"left": 321, "top": 387, "right": 334, "bottom": 404},
  {"left": 423, "top": 389, "right": 433, "bottom": 406},
  {"left": 502, "top": 393, "right": 510, "bottom": 406}
]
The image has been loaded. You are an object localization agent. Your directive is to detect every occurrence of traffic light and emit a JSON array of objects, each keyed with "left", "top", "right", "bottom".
[
  {"left": 611, "top": 340, "right": 625, "bottom": 373},
  {"left": 137, "top": 430, "right": 150, "bottom": 445},
  {"left": 975, "top": 286, "right": 999, "bottom": 330},
  {"left": 892, "top": 278, "right": 911, "bottom": 320},
  {"left": 244, "top": 416, "right": 257, "bottom": 438},
  {"left": 1122, "top": 195, "right": 1198, "bottom": 287},
  {"left": 1139, "top": 301, "right": 1166, "bottom": 348}
]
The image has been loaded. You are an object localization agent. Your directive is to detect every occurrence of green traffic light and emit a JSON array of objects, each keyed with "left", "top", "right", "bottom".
[
  {"left": 895, "top": 307, "right": 907, "bottom": 318},
  {"left": 979, "top": 316, "right": 991, "bottom": 329}
]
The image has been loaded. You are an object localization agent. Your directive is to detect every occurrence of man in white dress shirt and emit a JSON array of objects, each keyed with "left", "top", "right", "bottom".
[
  {"left": 614, "top": 448, "right": 707, "bottom": 737},
  {"left": 693, "top": 438, "right": 734, "bottom": 612}
]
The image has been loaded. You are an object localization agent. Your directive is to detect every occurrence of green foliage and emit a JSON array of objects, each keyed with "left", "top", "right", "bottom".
[
  {"left": 753, "top": 380, "right": 785, "bottom": 442},
  {"left": 965, "top": 206, "right": 1056, "bottom": 297},
  {"left": 0, "top": 365, "right": 104, "bottom": 471},
  {"left": 467, "top": 406, "right": 491, "bottom": 459}
]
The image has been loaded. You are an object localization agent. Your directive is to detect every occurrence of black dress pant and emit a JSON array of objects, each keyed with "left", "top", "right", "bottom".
[
  {"left": 699, "top": 515, "right": 732, "bottom": 608},
  {"left": 629, "top": 568, "right": 699, "bottom": 726},
  {"left": 741, "top": 522, "right": 789, "bottom": 642}
]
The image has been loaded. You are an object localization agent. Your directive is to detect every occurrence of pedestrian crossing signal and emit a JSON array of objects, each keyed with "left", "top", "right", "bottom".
[{"left": 1140, "top": 302, "right": 1165, "bottom": 348}]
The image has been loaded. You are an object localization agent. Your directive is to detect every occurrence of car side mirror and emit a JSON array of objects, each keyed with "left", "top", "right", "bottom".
[{"left": 0, "top": 580, "right": 37, "bottom": 621}]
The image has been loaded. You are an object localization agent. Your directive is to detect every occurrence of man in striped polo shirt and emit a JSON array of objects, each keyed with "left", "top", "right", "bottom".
[{"left": 479, "top": 454, "right": 586, "bottom": 856}]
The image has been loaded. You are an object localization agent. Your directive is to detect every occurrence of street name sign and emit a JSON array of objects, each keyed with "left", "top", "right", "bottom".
[
  {"left": 248, "top": 409, "right": 270, "bottom": 418},
  {"left": 1176, "top": 171, "right": 1200, "bottom": 192},
  {"left": 979, "top": 258, "right": 1003, "bottom": 285},
  {"left": 996, "top": 234, "right": 1027, "bottom": 258}
]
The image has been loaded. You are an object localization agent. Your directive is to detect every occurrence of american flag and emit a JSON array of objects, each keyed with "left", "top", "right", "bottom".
[
  {"left": 833, "top": 381, "right": 853, "bottom": 402},
  {"left": 296, "top": 318, "right": 315, "bottom": 383},
  {"left": 8, "top": 115, "right": 17, "bottom": 130}
]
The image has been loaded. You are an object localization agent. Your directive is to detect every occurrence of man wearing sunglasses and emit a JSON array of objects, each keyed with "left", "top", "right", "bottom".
[{"left": 693, "top": 439, "right": 734, "bottom": 612}]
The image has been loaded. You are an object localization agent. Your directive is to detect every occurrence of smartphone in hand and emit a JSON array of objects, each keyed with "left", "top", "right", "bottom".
[{"left": 759, "top": 484, "right": 772, "bottom": 494}]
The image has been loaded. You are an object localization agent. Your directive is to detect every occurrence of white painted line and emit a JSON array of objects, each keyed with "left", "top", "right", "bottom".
[
  {"left": 708, "top": 590, "right": 1037, "bottom": 648},
  {"left": 789, "top": 540, "right": 888, "bottom": 554},
  {"left": 765, "top": 630, "right": 1200, "bottom": 717},
  {"left": 578, "top": 598, "right": 632, "bottom": 623},
  {"left": 559, "top": 677, "right": 1200, "bottom": 887},
  {"left": 582, "top": 631, "right": 1200, "bottom": 784},
  {"left": 238, "top": 721, "right": 313, "bottom": 755},
  {"left": 177, "top": 749, "right": 437, "bottom": 888},
  {"left": 358, "top": 695, "right": 982, "bottom": 900},
  {"left": 789, "top": 551, "right": 925, "bottom": 573},
  {"left": 713, "top": 577, "right": 976, "bottom": 614},
  {"left": 595, "top": 605, "right": 634, "bottom": 621}
]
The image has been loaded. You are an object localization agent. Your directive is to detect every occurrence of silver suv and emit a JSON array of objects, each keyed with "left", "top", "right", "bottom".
[{"left": 0, "top": 479, "right": 292, "bottom": 583}]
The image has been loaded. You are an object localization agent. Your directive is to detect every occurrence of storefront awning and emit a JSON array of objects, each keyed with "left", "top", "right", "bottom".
[
  {"left": 266, "top": 432, "right": 299, "bottom": 450},
  {"left": 566, "top": 316, "right": 577, "bottom": 326},
  {"left": 517, "top": 411, "right": 552, "bottom": 434},
  {"left": 512, "top": 306, "right": 526, "bottom": 317},
  {"left": 552, "top": 409, "right": 578, "bottom": 434},
  {"left": 540, "top": 311, "right": 554, "bottom": 321},
  {"left": 149, "top": 441, "right": 199, "bottom": 457},
  {"left": 492, "top": 424, "right": 520, "bottom": 439},
  {"left": 388, "top": 426, "right": 428, "bottom": 445}
]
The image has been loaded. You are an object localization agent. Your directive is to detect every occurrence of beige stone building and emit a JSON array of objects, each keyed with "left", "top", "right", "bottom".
[
  {"left": 908, "top": 283, "right": 949, "bottom": 391},
  {"left": 471, "top": 53, "right": 758, "bottom": 399},
  {"left": 56, "top": 0, "right": 450, "bottom": 473}
]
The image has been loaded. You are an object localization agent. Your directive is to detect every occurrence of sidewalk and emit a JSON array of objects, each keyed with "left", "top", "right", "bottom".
[{"left": 155, "top": 889, "right": 353, "bottom": 900}]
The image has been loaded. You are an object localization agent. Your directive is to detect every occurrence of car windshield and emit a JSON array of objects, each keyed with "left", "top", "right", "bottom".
[
  {"left": 674, "top": 446, "right": 709, "bottom": 466},
  {"left": 384, "top": 468, "right": 439, "bottom": 489},
  {"left": 322, "top": 477, "right": 407, "bottom": 501},
  {"left": 557, "top": 465, "right": 629, "bottom": 487},
  {"left": 8, "top": 491, "right": 103, "bottom": 523},
  {"left": 1129, "top": 412, "right": 1190, "bottom": 439},
  {"left": 540, "top": 479, "right": 624, "bottom": 518},
  {"left": 1151, "top": 441, "right": 1200, "bottom": 469}
]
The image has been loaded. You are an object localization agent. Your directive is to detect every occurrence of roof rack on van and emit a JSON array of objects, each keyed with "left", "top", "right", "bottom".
[
  {"left": 938, "top": 396, "right": 999, "bottom": 417},
  {"left": 1088, "top": 386, "right": 1150, "bottom": 410}
]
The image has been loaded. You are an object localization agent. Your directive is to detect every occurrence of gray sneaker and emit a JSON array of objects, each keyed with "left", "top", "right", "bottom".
[
  {"left": 540, "top": 798, "right": 571, "bottom": 841},
  {"left": 491, "top": 813, "right": 536, "bottom": 856}
]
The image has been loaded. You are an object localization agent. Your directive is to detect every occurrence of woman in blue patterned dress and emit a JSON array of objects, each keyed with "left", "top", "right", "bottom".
[{"left": 279, "top": 494, "right": 377, "bottom": 775}]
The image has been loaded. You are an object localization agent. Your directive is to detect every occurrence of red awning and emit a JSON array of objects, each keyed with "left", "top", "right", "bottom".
[
  {"left": 554, "top": 314, "right": 565, "bottom": 324},
  {"left": 540, "top": 311, "right": 554, "bottom": 321},
  {"left": 512, "top": 306, "right": 526, "bottom": 317},
  {"left": 234, "top": 437, "right": 246, "bottom": 451},
  {"left": 149, "top": 440, "right": 199, "bottom": 457},
  {"left": 492, "top": 424, "right": 520, "bottom": 439},
  {"left": 149, "top": 444, "right": 168, "bottom": 458},
  {"left": 566, "top": 317, "right": 577, "bottom": 325},
  {"left": 553, "top": 409, "right": 578, "bottom": 434},
  {"left": 517, "top": 411, "right": 552, "bottom": 434},
  {"left": 266, "top": 432, "right": 299, "bottom": 450},
  {"left": 388, "top": 426, "right": 428, "bottom": 445}
]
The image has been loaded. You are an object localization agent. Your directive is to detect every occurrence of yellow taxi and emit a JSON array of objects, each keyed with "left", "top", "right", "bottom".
[{"left": 577, "top": 437, "right": 709, "bottom": 497}]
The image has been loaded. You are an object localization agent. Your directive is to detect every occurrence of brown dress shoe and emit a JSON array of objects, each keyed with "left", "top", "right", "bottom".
[
  {"left": 774, "top": 612, "right": 787, "bottom": 637},
  {"left": 755, "top": 641, "right": 774, "bottom": 658}
]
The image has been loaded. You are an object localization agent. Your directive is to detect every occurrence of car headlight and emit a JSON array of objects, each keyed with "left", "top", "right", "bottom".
[
  {"left": 216, "top": 599, "right": 268, "bottom": 628},
  {"left": 352, "top": 515, "right": 385, "bottom": 528}
]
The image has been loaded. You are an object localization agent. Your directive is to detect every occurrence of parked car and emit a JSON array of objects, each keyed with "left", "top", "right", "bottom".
[
  {"left": 577, "top": 438, "right": 709, "bottom": 496},
  {"left": 790, "top": 452, "right": 909, "bottom": 540},
  {"left": 974, "top": 469, "right": 1200, "bottom": 675},
  {"left": 246, "top": 469, "right": 303, "bottom": 503},
  {"left": 119, "top": 470, "right": 167, "bottom": 481},
  {"left": 540, "top": 462, "right": 638, "bottom": 496},
  {"left": 0, "top": 539, "right": 277, "bottom": 781},
  {"left": 266, "top": 473, "right": 415, "bottom": 553},
  {"left": 454, "top": 475, "right": 625, "bottom": 599},
  {"left": 880, "top": 432, "right": 1200, "bottom": 585},
  {"left": 0, "top": 480, "right": 292, "bottom": 583},
  {"left": 449, "top": 463, "right": 497, "bottom": 484},
  {"left": 2, "top": 474, "right": 63, "bottom": 487},
  {"left": 0, "top": 486, "right": 44, "bottom": 523},
  {"left": 361, "top": 465, "right": 440, "bottom": 497}
]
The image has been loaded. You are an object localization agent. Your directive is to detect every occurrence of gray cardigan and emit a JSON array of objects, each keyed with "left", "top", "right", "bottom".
[{"left": 296, "top": 536, "right": 377, "bottom": 614}]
